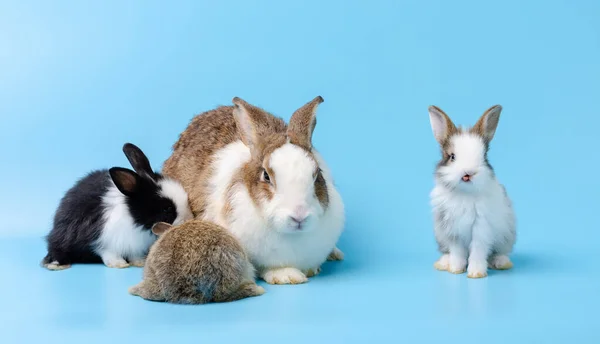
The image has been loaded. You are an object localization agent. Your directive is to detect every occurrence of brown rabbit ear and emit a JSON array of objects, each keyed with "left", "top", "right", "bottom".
[
  {"left": 471, "top": 105, "right": 502, "bottom": 143},
  {"left": 232, "top": 97, "right": 265, "bottom": 155},
  {"left": 428, "top": 106, "right": 457, "bottom": 145},
  {"left": 152, "top": 222, "right": 172, "bottom": 236},
  {"left": 287, "top": 96, "right": 324, "bottom": 150}
]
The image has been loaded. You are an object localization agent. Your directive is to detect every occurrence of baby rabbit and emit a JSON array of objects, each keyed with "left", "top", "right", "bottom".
[
  {"left": 162, "top": 96, "right": 345, "bottom": 285},
  {"left": 42, "top": 143, "right": 193, "bottom": 270},
  {"left": 128, "top": 219, "right": 265, "bottom": 304},
  {"left": 428, "top": 105, "right": 516, "bottom": 278}
]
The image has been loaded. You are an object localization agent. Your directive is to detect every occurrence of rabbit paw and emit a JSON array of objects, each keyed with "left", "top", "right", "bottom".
[
  {"left": 433, "top": 254, "right": 449, "bottom": 271},
  {"left": 303, "top": 267, "right": 321, "bottom": 277},
  {"left": 467, "top": 261, "right": 488, "bottom": 279},
  {"left": 103, "top": 258, "right": 130, "bottom": 269},
  {"left": 44, "top": 261, "right": 72, "bottom": 271},
  {"left": 447, "top": 253, "right": 467, "bottom": 274},
  {"left": 253, "top": 285, "right": 266, "bottom": 296},
  {"left": 262, "top": 267, "right": 308, "bottom": 285},
  {"left": 327, "top": 247, "right": 344, "bottom": 261},
  {"left": 129, "top": 258, "right": 146, "bottom": 267},
  {"left": 490, "top": 255, "right": 513, "bottom": 270}
]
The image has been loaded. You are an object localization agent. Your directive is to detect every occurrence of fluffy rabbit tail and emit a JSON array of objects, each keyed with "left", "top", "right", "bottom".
[{"left": 218, "top": 282, "right": 265, "bottom": 303}]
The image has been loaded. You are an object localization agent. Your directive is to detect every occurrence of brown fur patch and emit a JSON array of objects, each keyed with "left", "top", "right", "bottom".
[
  {"left": 314, "top": 169, "right": 329, "bottom": 208},
  {"left": 162, "top": 106, "right": 239, "bottom": 217}
]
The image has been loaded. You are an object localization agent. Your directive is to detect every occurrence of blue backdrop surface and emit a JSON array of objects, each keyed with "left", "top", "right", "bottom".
[{"left": 1, "top": 0, "right": 599, "bottom": 343}]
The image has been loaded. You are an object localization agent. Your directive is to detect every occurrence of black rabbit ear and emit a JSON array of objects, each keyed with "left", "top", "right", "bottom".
[
  {"left": 152, "top": 222, "right": 172, "bottom": 236},
  {"left": 109, "top": 167, "right": 139, "bottom": 196},
  {"left": 122, "top": 143, "right": 155, "bottom": 181}
]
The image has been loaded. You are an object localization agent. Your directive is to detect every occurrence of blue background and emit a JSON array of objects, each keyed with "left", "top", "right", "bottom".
[{"left": 1, "top": 0, "right": 599, "bottom": 343}]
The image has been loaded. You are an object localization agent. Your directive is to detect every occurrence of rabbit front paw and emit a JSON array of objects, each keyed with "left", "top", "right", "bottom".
[
  {"left": 467, "top": 260, "right": 488, "bottom": 279},
  {"left": 433, "top": 254, "right": 449, "bottom": 271},
  {"left": 129, "top": 258, "right": 146, "bottom": 267},
  {"left": 101, "top": 254, "right": 130, "bottom": 269},
  {"left": 448, "top": 255, "right": 467, "bottom": 274},
  {"left": 262, "top": 267, "right": 308, "bottom": 285}
]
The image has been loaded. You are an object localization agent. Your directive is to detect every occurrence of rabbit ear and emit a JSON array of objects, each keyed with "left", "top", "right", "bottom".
[
  {"left": 428, "top": 106, "right": 457, "bottom": 145},
  {"left": 109, "top": 167, "right": 140, "bottom": 196},
  {"left": 287, "top": 96, "right": 324, "bottom": 150},
  {"left": 232, "top": 97, "right": 265, "bottom": 155},
  {"left": 122, "top": 143, "right": 155, "bottom": 181},
  {"left": 472, "top": 105, "right": 502, "bottom": 143},
  {"left": 151, "top": 222, "right": 172, "bottom": 236}
]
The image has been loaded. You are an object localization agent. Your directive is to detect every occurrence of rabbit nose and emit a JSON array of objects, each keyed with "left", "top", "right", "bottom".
[
  {"left": 291, "top": 205, "right": 309, "bottom": 223},
  {"left": 462, "top": 171, "right": 477, "bottom": 182},
  {"left": 290, "top": 215, "right": 308, "bottom": 225}
]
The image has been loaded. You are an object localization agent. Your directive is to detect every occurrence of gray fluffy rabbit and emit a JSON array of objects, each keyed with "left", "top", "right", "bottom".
[{"left": 128, "top": 219, "right": 265, "bottom": 304}]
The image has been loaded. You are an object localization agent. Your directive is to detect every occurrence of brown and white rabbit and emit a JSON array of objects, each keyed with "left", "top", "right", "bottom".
[
  {"left": 128, "top": 219, "right": 265, "bottom": 304},
  {"left": 428, "top": 105, "right": 516, "bottom": 278},
  {"left": 162, "top": 96, "right": 345, "bottom": 285}
]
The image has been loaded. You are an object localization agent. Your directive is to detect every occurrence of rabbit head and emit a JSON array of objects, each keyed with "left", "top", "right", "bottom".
[
  {"left": 428, "top": 105, "right": 502, "bottom": 192},
  {"left": 231, "top": 96, "right": 331, "bottom": 234},
  {"left": 109, "top": 143, "right": 193, "bottom": 229}
]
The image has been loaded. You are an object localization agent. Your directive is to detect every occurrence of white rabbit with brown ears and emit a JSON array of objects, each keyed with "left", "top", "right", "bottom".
[
  {"left": 163, "top": 96, "right": 344, "bottom": 285},
  {"left": 428, "top": 105, "right": 516, "bottom": 279}
]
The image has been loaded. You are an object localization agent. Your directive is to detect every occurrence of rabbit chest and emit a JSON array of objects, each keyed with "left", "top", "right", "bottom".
[{"left": 432, "top": 183, "right": 513, "bottom": 247}]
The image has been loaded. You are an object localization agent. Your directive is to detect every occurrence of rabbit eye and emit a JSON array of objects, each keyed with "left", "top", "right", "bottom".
[
  {"left": 450, "top": 153, "right": 455, "bottom": 161},
  {"left": 262, "top": 169, "right": 271, "bottom": 184},
  {"left": 163, "top": 205, "right": 174, "bottom": 213}
]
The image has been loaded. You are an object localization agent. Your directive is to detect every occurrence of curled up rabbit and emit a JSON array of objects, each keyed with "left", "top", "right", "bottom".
[
  {"left": 41, "top": 143, "right": 193, "bottom": 270},
  {"left": 428, "top": 105, "right": 516, "bottom": 278},
  {"left": 128, "top": 219, "right": 265, "bottom": 304}
]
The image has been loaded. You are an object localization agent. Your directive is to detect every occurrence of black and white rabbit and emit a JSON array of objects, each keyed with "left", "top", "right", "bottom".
[{"left": 41, "top": 143, "right": 193, "bottom": 270}]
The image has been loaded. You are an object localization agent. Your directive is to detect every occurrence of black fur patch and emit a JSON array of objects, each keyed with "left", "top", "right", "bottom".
[
  {"left": 43, "top": 170, "right": 111, "bottom": 265},
  {"left": 124, "top": 176, "right": 178, "bottom": 230}
]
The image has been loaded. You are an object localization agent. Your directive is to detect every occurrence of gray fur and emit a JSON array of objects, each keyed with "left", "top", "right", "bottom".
[{"left": 128, "top": 220, "right": 265, "bottom": 304}]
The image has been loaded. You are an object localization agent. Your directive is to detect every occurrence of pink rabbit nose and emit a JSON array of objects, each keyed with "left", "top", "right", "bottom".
[
  {"left": 462, "top": 174, "right": 471, "bottom": 182},
  {"left": 291, "top": 205, "right": 309, "bottom": 225}
]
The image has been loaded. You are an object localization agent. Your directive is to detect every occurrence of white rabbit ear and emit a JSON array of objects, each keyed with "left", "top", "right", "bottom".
[
  {"left": 232, "top": 97, "right": 262, "bottom": 154},
  {"left": 287, "top": 96, "right": 324, "bottom": 150},
  {"left": 428, "top": 106, "right": 456, "bottom": 145},
  {"left": 151, "top": 222, "right": 172, "bottom": 236},
  {"left": 472, "top": 105, "right": 502, "bottom": 142}
]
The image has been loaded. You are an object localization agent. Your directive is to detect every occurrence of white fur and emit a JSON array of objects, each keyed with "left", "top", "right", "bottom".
[
  {"left": 431, "top": 132, "right": 516, "bottom": 278},
  {"left": 95, "top": 185, "right": 156, "bottom": 267},
  {"left": 203, "top": 141, "right": 345, "bottom": 281},
  {"left": 94, "top": 179, "right": 192, "bottom": 268},
  {"left": 158, "top": 178, "right": 194, "bottom": 225}
]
